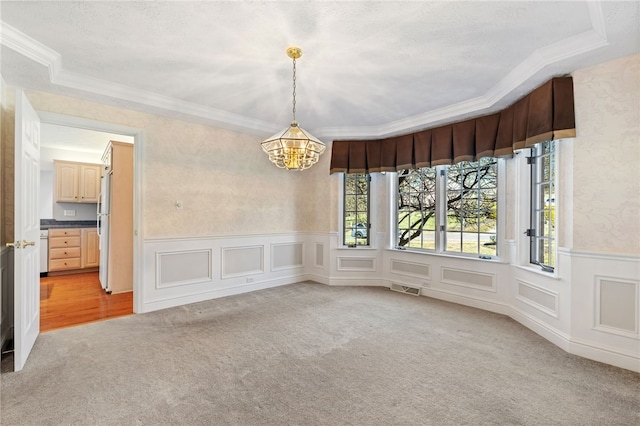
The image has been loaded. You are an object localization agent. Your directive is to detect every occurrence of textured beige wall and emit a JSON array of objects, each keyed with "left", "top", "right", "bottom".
[
  {"left": 26, "top": 91, "right": 332, "bottom": 239},
  {"left": 572, "top": 53, "right": 640, "bottom": 255}
]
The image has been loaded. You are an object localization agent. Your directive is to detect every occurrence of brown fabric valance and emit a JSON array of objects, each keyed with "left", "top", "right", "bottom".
[{"left": 330, "top": 76, "right": 575, "bottom": 174}]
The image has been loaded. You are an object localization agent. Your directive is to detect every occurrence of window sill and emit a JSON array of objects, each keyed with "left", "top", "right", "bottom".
[
  {"left": 338, "top": 245, "right": 376, "bottom": 251},
  {"left": 512, "top": 263, "right": 561, "bottom": 280},
  {"left": 386, "top": 247, "right": 507, "bottom": 264}
]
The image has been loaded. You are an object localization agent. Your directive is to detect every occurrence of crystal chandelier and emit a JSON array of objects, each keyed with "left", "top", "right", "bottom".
[{"left": 261, "top": 47, "right": 326, "bottom": 171}]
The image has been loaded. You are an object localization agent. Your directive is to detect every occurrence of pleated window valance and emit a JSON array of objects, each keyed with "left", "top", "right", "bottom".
[{"left": 330, "top": 76, "right": 575, "bottom": 174}]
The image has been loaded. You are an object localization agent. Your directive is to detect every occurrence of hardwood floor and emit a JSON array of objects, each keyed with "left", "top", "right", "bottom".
[{"left": 40, "top": 272, "right": 133, "bottom": 332}]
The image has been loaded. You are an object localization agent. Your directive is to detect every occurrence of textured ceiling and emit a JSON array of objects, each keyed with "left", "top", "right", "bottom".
[{"left": 1, "top": 1, "right": 638, "bottom": 140}]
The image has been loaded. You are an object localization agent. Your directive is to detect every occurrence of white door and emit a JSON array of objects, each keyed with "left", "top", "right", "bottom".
[{"left": 12, "top": 90, "right": 41, "bottom": 371}]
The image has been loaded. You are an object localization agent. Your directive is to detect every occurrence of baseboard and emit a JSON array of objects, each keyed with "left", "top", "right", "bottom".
[
  {"left": 47, "top": 267, "right": 99, "bottom": 277},
  {"left": 141, "top": 275, "right": 303, "bottom": 313},
  {"left": 325, "top": 277, "right": 388, "bottom": 287},
  {"left": 418, "top": 286, "right": 512, "bottom": 317},
  {"left": 565, "top": 337, "right": 640, "bottom": 372}
]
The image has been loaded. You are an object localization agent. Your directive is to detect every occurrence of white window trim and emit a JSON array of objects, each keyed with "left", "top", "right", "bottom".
[
  {"left": 515, "top": 142, "right": 561, "bottom": 276},
  {"left": 391, "top": 159, "right": 505, "bottom": 261},
  {"left": 339, "top": 172, "right": 376, "bottom": 248}
]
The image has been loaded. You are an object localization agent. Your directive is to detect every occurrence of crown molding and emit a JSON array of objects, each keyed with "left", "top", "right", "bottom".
[
  {"left": 0, "top": 22, "right": 280, "bottom": 136},
  {"left": 0, "top": 2, "right": 609, "bottom": 140},
  {"left": 315, "top": 2, "right": 608, "bottom": 140}
]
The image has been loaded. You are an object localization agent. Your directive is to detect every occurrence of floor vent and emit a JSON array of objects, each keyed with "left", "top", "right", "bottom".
[{"left": 390, "top": 283, "right": 421, "bottom": 296}]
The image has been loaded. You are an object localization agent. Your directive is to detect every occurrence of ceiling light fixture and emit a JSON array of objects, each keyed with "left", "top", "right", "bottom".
[{"left": 261, "top": 47, "right": 326, "bottom": 171}]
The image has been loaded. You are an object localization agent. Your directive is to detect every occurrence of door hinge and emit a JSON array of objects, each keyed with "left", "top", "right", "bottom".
[
  {"left": 524, "top": 229, "right": 535, "bottom": 237},
  {"left": 526, "top": 156, "right": 535, "bottom": 165}
]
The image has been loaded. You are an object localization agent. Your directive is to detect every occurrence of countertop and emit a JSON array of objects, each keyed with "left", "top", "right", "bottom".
[{"left": 40, "top": 219, "right": 98, "bottom": 230}]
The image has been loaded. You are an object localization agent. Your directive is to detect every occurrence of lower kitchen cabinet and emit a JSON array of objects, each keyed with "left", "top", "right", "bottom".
[
  {"left": 81, "top": 228, "right": 100, "bottom": 268},
  {"left": 48, "top": 228, "right": 99, "bottom": 273}
]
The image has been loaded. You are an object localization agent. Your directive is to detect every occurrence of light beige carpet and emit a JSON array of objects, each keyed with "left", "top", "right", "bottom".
[{"left": 1, "top": 282, "right": 639, "bottom": 425}]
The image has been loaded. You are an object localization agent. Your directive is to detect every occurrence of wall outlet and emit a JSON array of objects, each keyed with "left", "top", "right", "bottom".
[
  {"left": 246, "top": 277, "right": 254, "bottom": 283},
  {"left": 63, "top": 210, "right": 76, "bottom": 216}
]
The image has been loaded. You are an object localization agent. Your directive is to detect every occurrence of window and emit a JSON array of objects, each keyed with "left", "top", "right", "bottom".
[
  {"left": 528, "top": 141, "right": 556, "bottom": 271},
  {"left": 396, "top": 158, "right": 499, "bottom": 258},
  {"left": 397, "top": 168, "right": 437, "bottom": 249},
  {"left": 445, "top": 158, "right": 498, "bottom": 256},
  {"left": 343, "top": 174, "right": 370, "bottom": 246}
]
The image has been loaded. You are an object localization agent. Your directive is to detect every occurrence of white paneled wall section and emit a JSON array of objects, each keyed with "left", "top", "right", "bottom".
[{"left": 142, "top": 234, "right": 319, "bottom": 313}]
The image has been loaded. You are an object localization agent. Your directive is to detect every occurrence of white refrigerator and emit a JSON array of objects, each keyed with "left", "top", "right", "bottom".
[{"left": 97, "top": 167, "right": 111, "bottom": 291}]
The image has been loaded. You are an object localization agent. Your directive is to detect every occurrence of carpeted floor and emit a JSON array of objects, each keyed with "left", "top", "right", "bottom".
[{"left": 1, "top": 282, "right": 639, "bottom": 425}]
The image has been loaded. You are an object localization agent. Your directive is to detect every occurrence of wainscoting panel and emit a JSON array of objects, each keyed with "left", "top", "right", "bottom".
[
  {"left": 595, "top": 277, "right": 638, "bottom": 337},
  {"left": 337, "top": 256, "right": 376, "bottom": 272},
  {"left": 516, "top": 279, "right": 559, "bottom": 318},
  {"left": 390, "top": 259, "right": 430, "bottom": 280},
  {"left": 222, "top": 245, "right": 264, "bottom": 279},
  {"left": 441, "top": 267, "right": 496, "bottom": 292},
  {"left": 271, "top": 242, "right": 303, "bottom": 271},
  {"left": 156, "top": 249, "right": 212, "bottom": 289},
  {"left": 315, "top": 243, "right": 324, "bottom": 268}
]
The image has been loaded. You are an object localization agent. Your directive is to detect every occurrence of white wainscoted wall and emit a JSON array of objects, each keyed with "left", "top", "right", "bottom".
[
  {"left": 139, "top": 228, "right": 638, "bottom": 371},
  {"left": 142, "top": 234, "right": 312, "bottom": 313},
  {"left": 320, "top": 241, "right": 638, "bottom": 372}
]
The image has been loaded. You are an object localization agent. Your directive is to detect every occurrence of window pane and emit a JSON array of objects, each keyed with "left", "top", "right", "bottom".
[
  {"left": 397, "top": 160, "right": 498, "bottom": 255},
  {"left": 445, "top": 158, "right": 498, "bottom": 256},
  {"left": 529, "top": 141, "right": 556, "bottom": 270},
  {"left": 446, "top": 232, "right": 461, "bottom": 252},
  {"left": 343, "top": 174, "right": 370, "bottom": 246},
  {"left": 396, "top": 168, "right": 436, "bottom": 249},
  {"left": 480, "top": 233, "right": 497, "bottom": 256},
  {"left": 447, "top": 214, "right": 461, "bottom": 231},
  {"left": 462, "top": 233, "right": 479, "bottom": 254}
]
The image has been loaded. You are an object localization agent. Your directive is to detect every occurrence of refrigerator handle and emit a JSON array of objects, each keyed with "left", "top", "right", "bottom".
[{"left": 97, "top": 192, "right": 102, "bottom": 237}]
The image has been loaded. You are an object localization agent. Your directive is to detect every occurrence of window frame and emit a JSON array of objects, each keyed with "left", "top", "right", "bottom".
[
  {"left": 341, "top": 173, "right": 372, "bottom": 248},
  {"left": 394, "top": 158, "right": 504, "bottom": 260},
  {"left": 527, "top": 140, "right": 557, "bottom": 272}
]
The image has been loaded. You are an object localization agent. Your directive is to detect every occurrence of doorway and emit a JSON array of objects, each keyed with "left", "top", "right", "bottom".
[{"left": 40, "top": 122, "right": 135, "bottom": 331}]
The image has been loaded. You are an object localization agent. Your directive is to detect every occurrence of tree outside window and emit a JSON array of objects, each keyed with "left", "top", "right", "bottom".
[
  {"left": 445, "top": 158, "right": 498, "bottom": 256},
  {"left": 397, "top": 158, "right": 498, "bottom": 257}
]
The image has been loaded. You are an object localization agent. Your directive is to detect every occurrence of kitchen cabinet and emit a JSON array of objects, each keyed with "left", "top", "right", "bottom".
[
  {"left": 54, "top": 160, "right": 102, "bottom": 203},
  {"left": 48, "top": 228, "right": 100, "bottom": 273},
  {"left": 81, "top": 228, "right": 100, "bottom": 268},
  {"left": 48, "top": 228, "right": 82, "bottom": 271}
]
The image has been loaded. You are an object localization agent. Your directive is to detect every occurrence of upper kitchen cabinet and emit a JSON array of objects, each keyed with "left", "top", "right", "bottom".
[{"left": 54, "top": 160, "right": 103, "bottom": 203}]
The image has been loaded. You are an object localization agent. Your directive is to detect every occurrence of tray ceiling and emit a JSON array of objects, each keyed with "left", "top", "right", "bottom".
[{"left": 1, "top": 1, "right": 638, "bottom": 140}]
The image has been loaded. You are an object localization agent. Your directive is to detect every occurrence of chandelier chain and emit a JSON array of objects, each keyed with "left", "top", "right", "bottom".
[{"left": 292, "top": 57, "right": 297, "bottom": 122}]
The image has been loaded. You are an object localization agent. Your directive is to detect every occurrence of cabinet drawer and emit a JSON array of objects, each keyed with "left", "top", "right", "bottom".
[
  {"left": 49, "top": 247, "right": 81, "bottom": 259},
  {"left": 49, "top": 236, "right": 81, "bottom": 249},
  {"left": 49, "top": 258, "right": 81, "bottom": 271},
  {"left": 49, "top": 228, "right": 81, "bottom": 238}
]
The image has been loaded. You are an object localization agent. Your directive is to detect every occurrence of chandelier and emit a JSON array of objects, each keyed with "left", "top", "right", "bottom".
[{"left": 261, "top": 47, "right": 326, "bottom": 171}]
